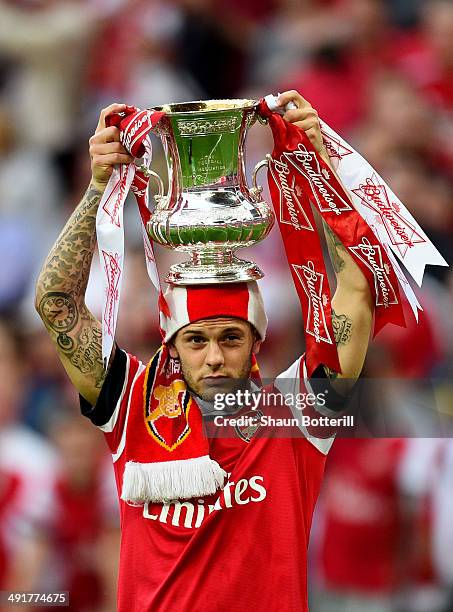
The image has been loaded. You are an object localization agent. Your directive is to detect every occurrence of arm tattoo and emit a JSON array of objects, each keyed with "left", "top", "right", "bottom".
[
  {"left": 323, "top": 221, "right": 345, "bottom": 274},
  {"left": 331, "top": 309, "right": 353, "bottom": 346},
  {"left": 324, "top": 366, "right": 339, "bottom": 380},
  {"left": 36, "top": 185, "right": 107, "bottom": 395},
  {"left": 38, "top": 291, "right": 78, "bottom": 352},
  {"left": 36, "top": 185, "right": 101, "bottom": 298},
  {"left": 38, "top": 289, "right": 107, "bottom": 390},
  {"left": 323, "top": 309, "right": 353, "bottom": 381},
  {"left": 69, "top": 326, "right": 105, "bottom": 388}
]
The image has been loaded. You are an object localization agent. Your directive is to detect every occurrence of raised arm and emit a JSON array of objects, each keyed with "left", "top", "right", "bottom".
[
  {"left": 278, "top": 90, "right": 374, "bottom": 390},
  {"left": 321, "top": 220, "right": 374, "bottom": 387},
  {"left": 35, "top": 103, "right": 133, "bottom": 405}
]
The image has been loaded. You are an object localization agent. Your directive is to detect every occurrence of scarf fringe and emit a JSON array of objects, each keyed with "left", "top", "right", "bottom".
[{"left": 121, "top": 456, "right": 227, "bottom": 504}]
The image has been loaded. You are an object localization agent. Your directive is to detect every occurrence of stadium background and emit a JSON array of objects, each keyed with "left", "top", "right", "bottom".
[{"left": 0, "top": 0, "right": 452, "bottom": 610}]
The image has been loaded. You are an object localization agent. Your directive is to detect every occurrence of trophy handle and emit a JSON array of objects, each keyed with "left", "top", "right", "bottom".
[
  {"left": 250, "top": 155, "right": 270, "bottom": 201},
  {"left": 135, "top": 162, "right": 165, "bottom": 208}
]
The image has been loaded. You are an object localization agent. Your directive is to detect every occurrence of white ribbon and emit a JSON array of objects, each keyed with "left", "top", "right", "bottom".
[
  {"left": 264, "top": 93, "right": 448, "bottom": 321},
  {"left": 96, "top": 132, "right": 160, "bottom": 367},
  {"left": 319, "top": 119, "right": 448, "bottom": 289}
]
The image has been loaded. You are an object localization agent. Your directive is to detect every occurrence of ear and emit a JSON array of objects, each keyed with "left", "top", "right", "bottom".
[
  {"left": 252, "top": 338, "right": 262, "bottom": 355},
  {"left": 168, "top": 343, "right": 179, "bottom": 359}
]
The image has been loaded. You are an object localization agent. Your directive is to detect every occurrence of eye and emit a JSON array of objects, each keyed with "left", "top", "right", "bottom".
[
  {"left": 223, "top": 334, "right": 242, "bottom": 343},
  {"left": 187, "top": 335, "right": 206, "bottom": 345}
]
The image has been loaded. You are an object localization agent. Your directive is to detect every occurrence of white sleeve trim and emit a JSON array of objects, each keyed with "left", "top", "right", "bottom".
[
  {"left": 112, "top": 363, "right": 146, "bottom": 463},
  {"left": 275, "top": 356, "right": 335, "bottom": 456},
  {"left": 98, "top": 351, "right": 131, "bottom": 433}
]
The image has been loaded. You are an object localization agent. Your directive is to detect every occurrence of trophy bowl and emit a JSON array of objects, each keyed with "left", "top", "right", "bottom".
[{"left": 146, "top": 99, "right": 274, "bottom": 285}]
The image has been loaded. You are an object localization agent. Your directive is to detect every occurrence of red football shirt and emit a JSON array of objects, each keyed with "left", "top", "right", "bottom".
[{"left": 81, "top": 348, "right": 338, "bottom": 612}]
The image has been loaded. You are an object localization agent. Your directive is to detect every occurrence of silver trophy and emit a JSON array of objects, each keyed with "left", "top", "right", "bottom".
[{"left": 145, "top": 99, "right": 273, "bottom": 285}]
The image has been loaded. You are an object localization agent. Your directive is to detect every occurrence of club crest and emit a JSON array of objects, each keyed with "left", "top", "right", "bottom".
[
  {"left": 235, "top": 410, "right": 264, "bottom": 443},
  {"left": 145, "top": 379, "right": 192, "bottom": 451}
]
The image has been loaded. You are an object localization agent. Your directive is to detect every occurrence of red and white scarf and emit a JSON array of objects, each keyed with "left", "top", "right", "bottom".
[{"left": 121, "top": 343, "right": 262, "bottom": 504}]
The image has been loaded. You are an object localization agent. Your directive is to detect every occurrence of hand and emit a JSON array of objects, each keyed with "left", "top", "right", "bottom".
[
  {"left": 277, "top": 90, "right": 330, "bottom": 166},
  {"left": 89, "top": 103, "right": 134, "bottom": 192}
]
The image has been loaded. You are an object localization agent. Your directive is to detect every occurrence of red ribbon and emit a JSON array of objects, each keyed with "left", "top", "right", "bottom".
[
  {"left": 106, "top": 107, "right": 166, "bottom": 226},
  {"left": 258, "top": 100, "right": 406, "bottom": 376},
  {"left": 103, "top": 103, "right": 406, "bottom": 376}
]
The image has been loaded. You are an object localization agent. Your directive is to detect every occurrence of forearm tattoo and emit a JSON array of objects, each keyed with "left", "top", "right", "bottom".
[
  {"left": 69, "top": 326, "right": 104, "bottom": 387},
  {"left": 323, "top": 221, "right": 345, "bottom": 274},
  {"left": 324, "top": 309, "right": 353, "bottom": 381},
  {"left": 38, "top": 291, "right": 77, "bottom": 351},
  {"left": 37, "top": 185, "right": 100, "bottom": 296},
  {"left": 36, "top": 185, "right": 106, "bottom": 388}
]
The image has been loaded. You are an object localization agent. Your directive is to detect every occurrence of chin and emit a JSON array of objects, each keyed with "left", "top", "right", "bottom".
[
  {"left": 199, "top": 377, "right": 248, "bottom": 402},
  {"left": 199, "top": 388, "right": 219, "bottom": 402},
  {"left": 199, "top": 383, "right": 230, "bottom": 402}
]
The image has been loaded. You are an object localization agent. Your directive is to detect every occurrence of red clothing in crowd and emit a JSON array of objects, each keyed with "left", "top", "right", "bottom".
[
  {"left": 0, "top": 471, "right": 20, "bottom": 587},
  {"left": 318, "top": 438, "right": 407, "bottom": 594},
  {"left": 50, "top": 473, "right": 107, "bottom": 611}
]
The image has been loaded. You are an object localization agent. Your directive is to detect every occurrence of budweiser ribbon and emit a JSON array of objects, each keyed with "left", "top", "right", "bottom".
[
  {"left": 96, "top": 97, "right": 448, "bottom": 377},
  {"left": 259, "top": 98, "right": 408, "bottom": 376},
  {"left": 320, "top": 121, "right": 448, "bottom": 288},
  {"left": 96, "top": 107, "right": 166, "bottom": 367}
]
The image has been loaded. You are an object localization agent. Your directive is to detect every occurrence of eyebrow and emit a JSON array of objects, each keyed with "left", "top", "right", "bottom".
[{"left": 181, "top": 326, "right": 245, "bottom": 336}]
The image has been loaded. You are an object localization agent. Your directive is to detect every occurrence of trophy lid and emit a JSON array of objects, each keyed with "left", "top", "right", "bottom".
[{"left": 152, "top": 99, "right": 257, "bottom": 115}]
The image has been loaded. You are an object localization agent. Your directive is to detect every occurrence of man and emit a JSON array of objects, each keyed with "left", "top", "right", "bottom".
[{"left": 35, "top": 91, "right": 373, "bottom": 611}]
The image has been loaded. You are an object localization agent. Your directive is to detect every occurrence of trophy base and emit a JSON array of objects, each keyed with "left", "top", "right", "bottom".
[{"left": 166, "top": 255, "right": 264, "bottom": 285}]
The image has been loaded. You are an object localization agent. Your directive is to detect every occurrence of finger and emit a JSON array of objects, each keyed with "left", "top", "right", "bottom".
[
  {"left": 90, "top": 126, "right": 121, "bottom": 145},
  {"left": 96, "top": 103, "right": 128, "bottom": 132},
  {"left": 291, "top": 116, "right": 320, "bottom": 131},
  {"left": 89, "top": 141, "right": 130, "bottom": 158},
  {"left": 92, "top": 153, "right": 134, "bottom": 167},
  {"left": 277, "top": 90, "right": 310, "bottom": 109},
  {"left": 283, "top": 108, "right": 318, "bottom": 124}
]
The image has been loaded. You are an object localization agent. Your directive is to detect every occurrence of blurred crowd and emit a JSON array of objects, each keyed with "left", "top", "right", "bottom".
[{"left": 0, "top": 0, "right": 452, "bottom": 610}]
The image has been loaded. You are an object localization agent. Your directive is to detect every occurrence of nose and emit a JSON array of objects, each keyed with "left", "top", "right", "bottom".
[{"left": 205, "top": 341, "right": 225, "bottom": 369}]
